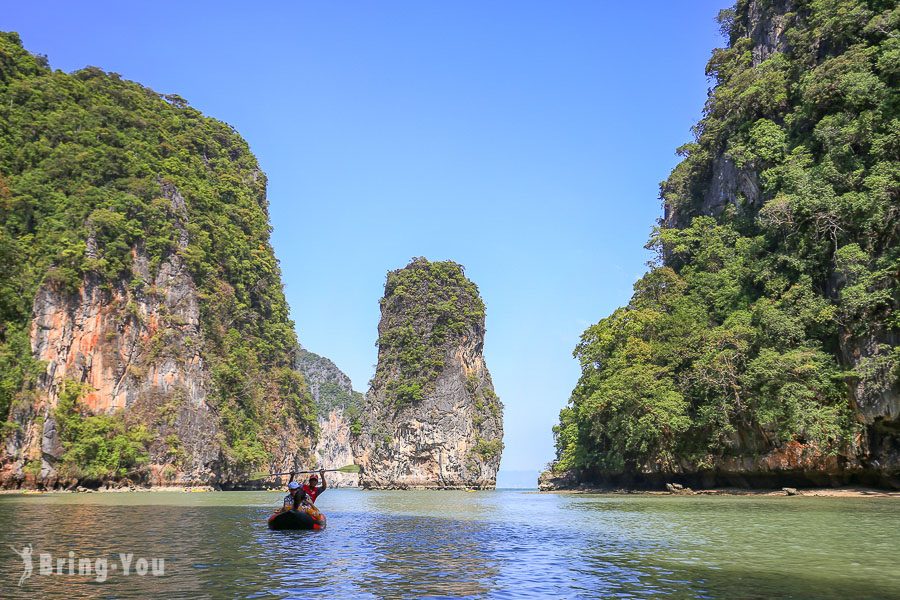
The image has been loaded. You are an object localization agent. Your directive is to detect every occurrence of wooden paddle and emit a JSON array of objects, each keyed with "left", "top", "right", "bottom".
[{"left": 253, "top": 464, "right": 360, "bottom": 479}]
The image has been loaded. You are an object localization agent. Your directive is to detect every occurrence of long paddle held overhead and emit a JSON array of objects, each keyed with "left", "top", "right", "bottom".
[{"left": 254, "top": 464, "right": 360, "bottom": 479}]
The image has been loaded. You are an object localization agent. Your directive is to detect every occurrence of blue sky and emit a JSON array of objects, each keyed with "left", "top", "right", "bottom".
[{"left": 6, "top": 1, "right": 726, "bottom": 473}]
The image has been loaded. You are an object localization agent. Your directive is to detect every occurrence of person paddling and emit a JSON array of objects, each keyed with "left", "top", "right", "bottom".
[
  {"left": 302, "top": 469, "right": 327, "bottom": 504},
  {"left": 283, "top": 479, "right": 308, "bottom": 511}
]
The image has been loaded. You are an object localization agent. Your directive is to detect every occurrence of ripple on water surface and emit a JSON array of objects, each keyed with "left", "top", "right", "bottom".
[{"left": 0, "top": 489, "right": 898, "bottom": 598}]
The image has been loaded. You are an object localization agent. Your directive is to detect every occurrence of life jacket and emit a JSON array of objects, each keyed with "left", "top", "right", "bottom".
[{"left": 282, "top": 489, "right": 308, "bottom": 510}]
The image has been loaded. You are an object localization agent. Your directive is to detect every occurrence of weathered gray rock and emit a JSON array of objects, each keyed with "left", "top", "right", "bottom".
[
  {"left": 296, "top": 347, "right": 362, "bottom": 487},
  {"left": 0, "top": 185, "right": 314, "bottom": 489},
  {"left": 354, "top": 259, "right": 503, "bottom": 489},
  {"left": 296, "top": 347, "right": 355, "bottom": 405},
  {"left": 745, "top": 0, "right": 794, "bottom": 66},
  {"left": 663, "top": 0, "right": 790, "bottom": 231},
  {"left": 314, "top": 409, "right": 358, "bottom": 487},
  {"left": 702, "top": 155, "right": 762, "bottom": 217},
  {"left": 839, "top": 330, "right": 899, "bottom": 425},
  {"left": 666, "top": 483, "right": 694, "bottom": 495},
  {"left": 538, "top": 469, "right": 578, "bottom": 491}
]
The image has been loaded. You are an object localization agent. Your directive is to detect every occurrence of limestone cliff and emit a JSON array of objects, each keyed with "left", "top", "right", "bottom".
[
  {"left": 662, "top": 0, "right": 793, "bottom": 231},
  {"left": 5, "top": 186, "right": 219, "bottom": 487},
  {"left": 550, "top": 0, "right": 899, "bottom": 490},
  {"left": 660, "top": 0, "right": 898, "bottom": 483},
  {"left": 296, "top": 347, "right": 362, "bottom": 487},
  {"left": 353, "top": 258, "right": 503, "bottom": 489},
  {"left": 0, "top": 34, "right": 315, "bottom": 488},
  {"left": 713, "top": 0, "right": 897, "bottom": 440}
]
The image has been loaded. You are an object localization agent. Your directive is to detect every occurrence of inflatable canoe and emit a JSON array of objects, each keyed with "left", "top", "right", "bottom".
[{"left": 267, "top": 506, "right": 327, "bottom": 531}]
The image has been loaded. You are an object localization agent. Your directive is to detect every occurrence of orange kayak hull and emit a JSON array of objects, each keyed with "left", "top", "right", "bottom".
[{"left": 267, "top": 507, "right": 327, "bottom": 531}]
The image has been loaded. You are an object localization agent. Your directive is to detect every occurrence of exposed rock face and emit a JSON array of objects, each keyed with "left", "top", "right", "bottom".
[
  {"left": 0, "top": 39, "right": 316, "bottom": 490},
  {"left": 664, "top": 0, "right": 791, "bottom": 231},
  {"left": 296, "top": 347, "right": 362, "bottom": 487},
  {"left": 353, "top": 258, "right": 503, "bottom": 489},
  {"left": 841, "top": 331, "right": 900, "bottom": 424},
  {"left": 538, "top": 469, "right": 577, "bottom": 492},
  {"left": 703, "top": 155, "right": 761, "bottom": 218},
  {"left": 745, "top": 0, "right": 793, "bottom": 66},
  {"left": 839, "top": 326, "right": 900, "bottom": 482},
  {"left": 3, "top": 187, "right": 213, "bottom": 486},
  {"left": 1, "top": 187, "right": 313, "bottom": 488},
  {"left": 314, "top": 410, "right": 357, "bottom": 487},
  {"left": 552, "top": 0, "right": 898, "bottom": 491},
  {"left": 665, "top": 156, "right": 762, "bottom": 230},
  {"left": 662, "top": 0, "right": 897, "bottom": 487}
]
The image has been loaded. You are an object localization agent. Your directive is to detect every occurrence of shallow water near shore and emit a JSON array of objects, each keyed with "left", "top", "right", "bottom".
[{"left": 0, "top": 489, "right": 897, "bottom": 598}]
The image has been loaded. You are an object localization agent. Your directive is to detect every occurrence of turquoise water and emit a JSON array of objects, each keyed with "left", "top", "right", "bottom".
[{"left": 0, "top": 489, "right": 897, "bottom": 598}]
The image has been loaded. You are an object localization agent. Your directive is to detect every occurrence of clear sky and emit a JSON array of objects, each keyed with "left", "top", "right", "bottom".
[{"left": 5, "top": 1, "right": 726, "bottom": 473}]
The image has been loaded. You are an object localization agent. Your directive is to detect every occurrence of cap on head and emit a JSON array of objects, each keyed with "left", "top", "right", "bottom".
[
  {"left": 309, "top": 474, "right": 319, "bottom": 481},
  {"left": 288, "top": 481, "right": 300, "bottom": 490}
]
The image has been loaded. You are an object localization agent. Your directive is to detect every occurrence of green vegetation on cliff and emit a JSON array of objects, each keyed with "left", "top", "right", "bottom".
[
  {"left": 53, "top": 382, "right": 152, "bottom": 481},
  {"left": 0, "top": 32, "right": 314, "bottom": 473},
  {"left": 295, "top": 347, "right": 364, "bottom": 433},
  {"left": 315, "top": 382, "right": 364, "bottom": 418},
  {"left": 375, "top": 258, "right": 485, "bottom": 405},
  {"left": 554, "top": 0, "right": 898, "bottom": 477}
]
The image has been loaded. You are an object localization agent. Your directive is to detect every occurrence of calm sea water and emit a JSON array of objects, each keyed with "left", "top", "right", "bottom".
[{"left": 0, "top": 489, "right": 897, "bottom": 598}]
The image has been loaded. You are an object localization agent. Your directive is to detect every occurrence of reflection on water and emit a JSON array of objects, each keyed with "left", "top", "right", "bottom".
[{"left": 0, "top": 490, "right": 897, "bottom": 598}]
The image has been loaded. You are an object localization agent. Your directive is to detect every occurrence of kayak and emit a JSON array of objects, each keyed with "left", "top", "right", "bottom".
[{"left": 267, "top": 505, "right": 327, "bottom": 531}]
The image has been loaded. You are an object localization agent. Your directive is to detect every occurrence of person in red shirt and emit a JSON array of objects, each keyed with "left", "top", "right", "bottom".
[{"left": 302, "top": 469, "right": 327, "bottom": 503}]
